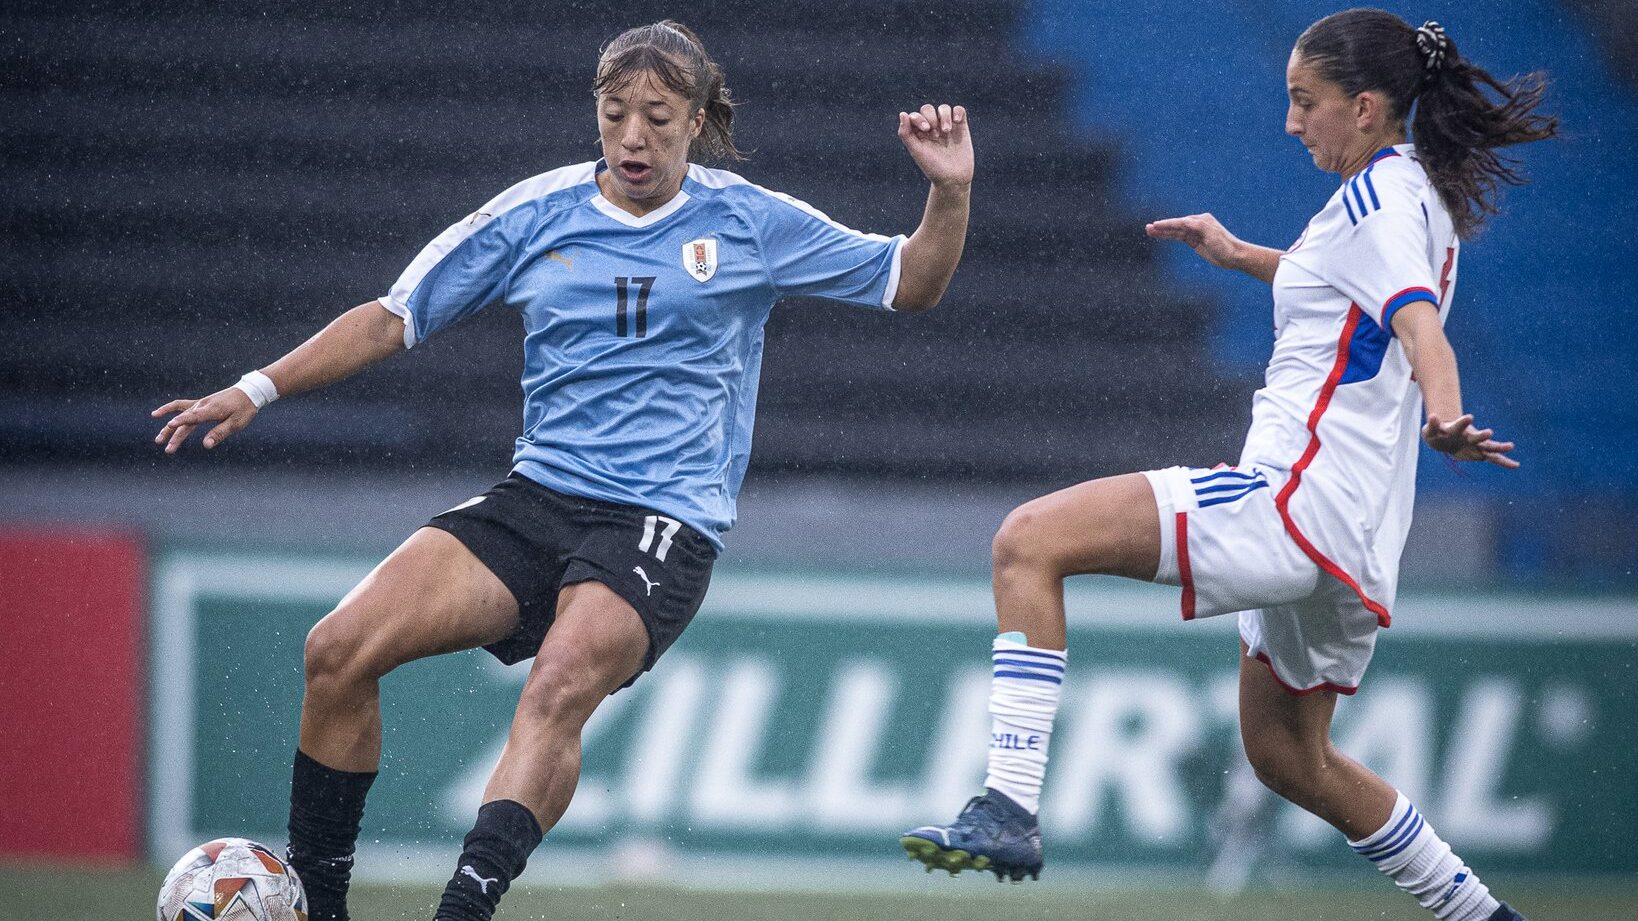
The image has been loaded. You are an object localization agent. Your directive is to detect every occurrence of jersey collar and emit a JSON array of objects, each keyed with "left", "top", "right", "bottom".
[{"left": 590, "top": 159, "right": 692, "bottom": 228}]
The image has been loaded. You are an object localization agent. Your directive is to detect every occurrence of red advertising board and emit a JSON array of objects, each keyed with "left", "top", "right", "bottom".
[{"left": 0, "top": 526, "right": 145, "bottom": 863}]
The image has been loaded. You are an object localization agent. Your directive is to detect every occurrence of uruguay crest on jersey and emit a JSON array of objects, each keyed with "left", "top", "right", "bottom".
[
  {"left": 683, "top": 237, "right": 717, "bottom": 282},
  {"left": 382, "top": 160, "right": 904, "bottom": 547}
]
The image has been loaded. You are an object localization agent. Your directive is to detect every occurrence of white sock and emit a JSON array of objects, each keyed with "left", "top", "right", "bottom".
[
  {"left": 981, "top": 634, "right": 1065, "bottom": 814},
  {"left": 1348, "top": 792, "right": 1501, "bottom": 921}
]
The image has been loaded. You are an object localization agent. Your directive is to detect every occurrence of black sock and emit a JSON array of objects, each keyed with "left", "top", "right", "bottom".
[
  {"left": 286, "top": 749, "right": 377, "bottom": 921},
  {"left": 434, "top": 800, "right": 544, "bottom": 921}
]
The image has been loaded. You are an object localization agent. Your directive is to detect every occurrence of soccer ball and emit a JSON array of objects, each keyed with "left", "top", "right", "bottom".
[{"left": 157, "top": 837, "right": 308, "bottom": 921}]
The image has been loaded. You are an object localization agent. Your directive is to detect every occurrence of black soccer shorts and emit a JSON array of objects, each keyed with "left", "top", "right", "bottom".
[{"left": 426, "top": 473, "right": 716, "bottom": 685}]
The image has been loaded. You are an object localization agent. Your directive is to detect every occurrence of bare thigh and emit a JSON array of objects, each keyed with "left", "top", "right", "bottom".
[
  {"left": 997, "top": 472, "right": 1162, "bottom": 581},
  {"left": 301, "top": 527, "right": 523, "bottom": 769},
  {"left": 990, "top": 473, "right": 1162, "bottom": 649},
  {"left": 1237, "top": 642, "right": 1339, "bottom": 746},
  {"left": 308, "top": 526, "right": 521, "bottom": 680},
  {"left": 535, "top": 579, "right": 652, "bottom": 694}
]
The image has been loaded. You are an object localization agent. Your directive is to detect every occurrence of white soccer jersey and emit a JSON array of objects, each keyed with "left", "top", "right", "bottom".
[{"left": 1238, "top": 144, "right": 1460, "bottom": 627}]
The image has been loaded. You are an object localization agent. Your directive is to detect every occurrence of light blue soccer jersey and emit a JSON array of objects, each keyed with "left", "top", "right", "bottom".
[{"left": 381, "top": 161, "right": 904, "bottom": 548}]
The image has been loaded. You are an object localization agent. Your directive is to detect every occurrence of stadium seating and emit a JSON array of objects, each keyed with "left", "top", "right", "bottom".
[
  {"left": 2, "top": 0, "right": 1252, "bottom": 480},
  {"left": 1022, "top": 0, "right": 1638, "bottom": 499}
]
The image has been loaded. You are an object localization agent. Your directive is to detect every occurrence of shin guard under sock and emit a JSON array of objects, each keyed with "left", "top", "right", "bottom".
[
  {"left": 286, "top": 749, "right": 376, "bottom": 921},
  {"left": 434, "top": 799, "right": 544, "bottom": 921}
]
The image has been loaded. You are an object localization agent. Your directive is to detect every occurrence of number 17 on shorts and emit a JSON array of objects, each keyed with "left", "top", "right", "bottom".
[{"left": 638, "top": 514, "right": 682, "bottom": 562}]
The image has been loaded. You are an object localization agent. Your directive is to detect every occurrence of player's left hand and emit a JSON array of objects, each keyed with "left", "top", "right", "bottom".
[
  {"left": 1423, "top": 413, "right": 1519, "bottom": 468},
  {"left": 898, "top": 104, "right": 973, "bottom": 189}
]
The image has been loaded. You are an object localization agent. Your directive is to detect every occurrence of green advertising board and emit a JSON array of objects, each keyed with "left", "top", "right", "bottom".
[{"left": 149, "top": 550, "right": 1638, "bottom": 888}]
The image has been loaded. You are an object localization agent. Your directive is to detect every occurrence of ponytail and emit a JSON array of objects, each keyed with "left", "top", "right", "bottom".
[
  {"left": 595, "top": 20, "right": 743, "bottom": 161},
  {"left": 1409, "top": 22, "right": 1558, "bottom": 237},
  {"left": 1295, "top": 9, "right": 1557, "bottom": 237}
]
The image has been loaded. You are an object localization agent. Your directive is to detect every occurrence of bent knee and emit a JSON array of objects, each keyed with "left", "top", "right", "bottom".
[
  {"left": 993, "top": 503, "right": 1059, "bottom": 573},
  {"left": 304, "top": 609, "right": 388, "bottom": 688},
  {"left": 1243, "top": 733, "right": 1332, "bottom": 802},
  {"left": 515, "top": 670, "right": 607, "bottom": 729},
  {"left": 515, "top": 634, "right": 643, "bottom": 728}
]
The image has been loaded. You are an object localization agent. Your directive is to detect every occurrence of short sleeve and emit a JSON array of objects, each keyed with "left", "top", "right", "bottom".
[
  {"left": 753, "top": 190, "right": 905, "bottom": 310},
  {"left": 1326, "top": 205, "right": 1439, "bottom": 334},
  {"left": 380, "top": 203, "right": 534, "bottom": 348}
]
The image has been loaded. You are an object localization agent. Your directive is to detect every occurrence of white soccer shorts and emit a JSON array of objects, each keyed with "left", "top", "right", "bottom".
[{"left": 1143, "top": 464, "right": 1380, "bottom": 695}]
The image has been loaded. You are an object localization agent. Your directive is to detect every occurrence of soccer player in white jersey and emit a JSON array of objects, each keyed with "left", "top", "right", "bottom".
[
  {"left": 902, "top": 10, "right": 1554, "bottom": 921},
  {"left": 151, "top": 21, "right": 973, "bottom": 921}
]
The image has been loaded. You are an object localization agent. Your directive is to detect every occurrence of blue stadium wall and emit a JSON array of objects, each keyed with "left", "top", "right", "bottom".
[{"left": 1019, "top": 2, "right": 1638, "bottom": 528}]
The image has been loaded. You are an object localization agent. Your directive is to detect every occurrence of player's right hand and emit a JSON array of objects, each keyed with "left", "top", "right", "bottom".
[
  {"left": 1145, "top": 212, "right": 1247, "bottom": 271},
  {"left": 1422, "top": 413, "right": 1519, "bottom": 469},
  {"left": 151, "top": 387, "right": 258, "bottom": 454}
]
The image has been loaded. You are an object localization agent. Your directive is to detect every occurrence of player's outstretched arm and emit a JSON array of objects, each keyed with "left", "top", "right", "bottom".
[
  {"left": 1145, "top": 213, "right": 1283, "bottom": 283},
  {"left": 150, "top": 300, "right": 408, "bottom": 453},
  {"left": 893, "top": 103, "right": 974, "bottom": 312},
  {"left": 1390, "top": 301, "right": 1518, "bottom": 469}
]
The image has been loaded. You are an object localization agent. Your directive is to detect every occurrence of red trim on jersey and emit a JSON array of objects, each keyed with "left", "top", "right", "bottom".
[
  {"left": 1177, "top": 511, "right": 1196, "bottom": 621},
  {"left": 1437, "top": 245, "right": 1457, "bottom": 304},
  {"left": 1382, "top": 286, "right": 1433, "bottom": 308},
  {"left": 1273, "top": 304, "right": 1394, "bottom": 628},
  {"left": 1251, "top": 650, "right": 1360, "bottom": 697}
]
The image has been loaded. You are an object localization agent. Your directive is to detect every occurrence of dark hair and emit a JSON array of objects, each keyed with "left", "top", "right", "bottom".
[
  {"left": 594, "top": 20, "right": 741, "bottom": 161},
  {"left": 1295, "top": 9, "right": 1558, "bottom": 237}
]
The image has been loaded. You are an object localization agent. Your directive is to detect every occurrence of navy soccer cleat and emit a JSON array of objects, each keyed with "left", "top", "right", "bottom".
[
  {"left": 900, "top": 788, "right": 1043, "bottom": 882},
  {"left": 1488, "top": 903, "right": 1528, "bottom": 921}
]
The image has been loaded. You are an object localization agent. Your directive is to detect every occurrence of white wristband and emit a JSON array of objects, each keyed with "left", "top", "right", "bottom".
[{"left": 233, "top": 370, "right": 279, "bottom": 409}]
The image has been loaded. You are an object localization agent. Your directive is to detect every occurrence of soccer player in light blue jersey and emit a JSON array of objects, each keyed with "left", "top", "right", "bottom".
[{"left": 152, "top": 20, "right": 973, "bottom": 921}]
